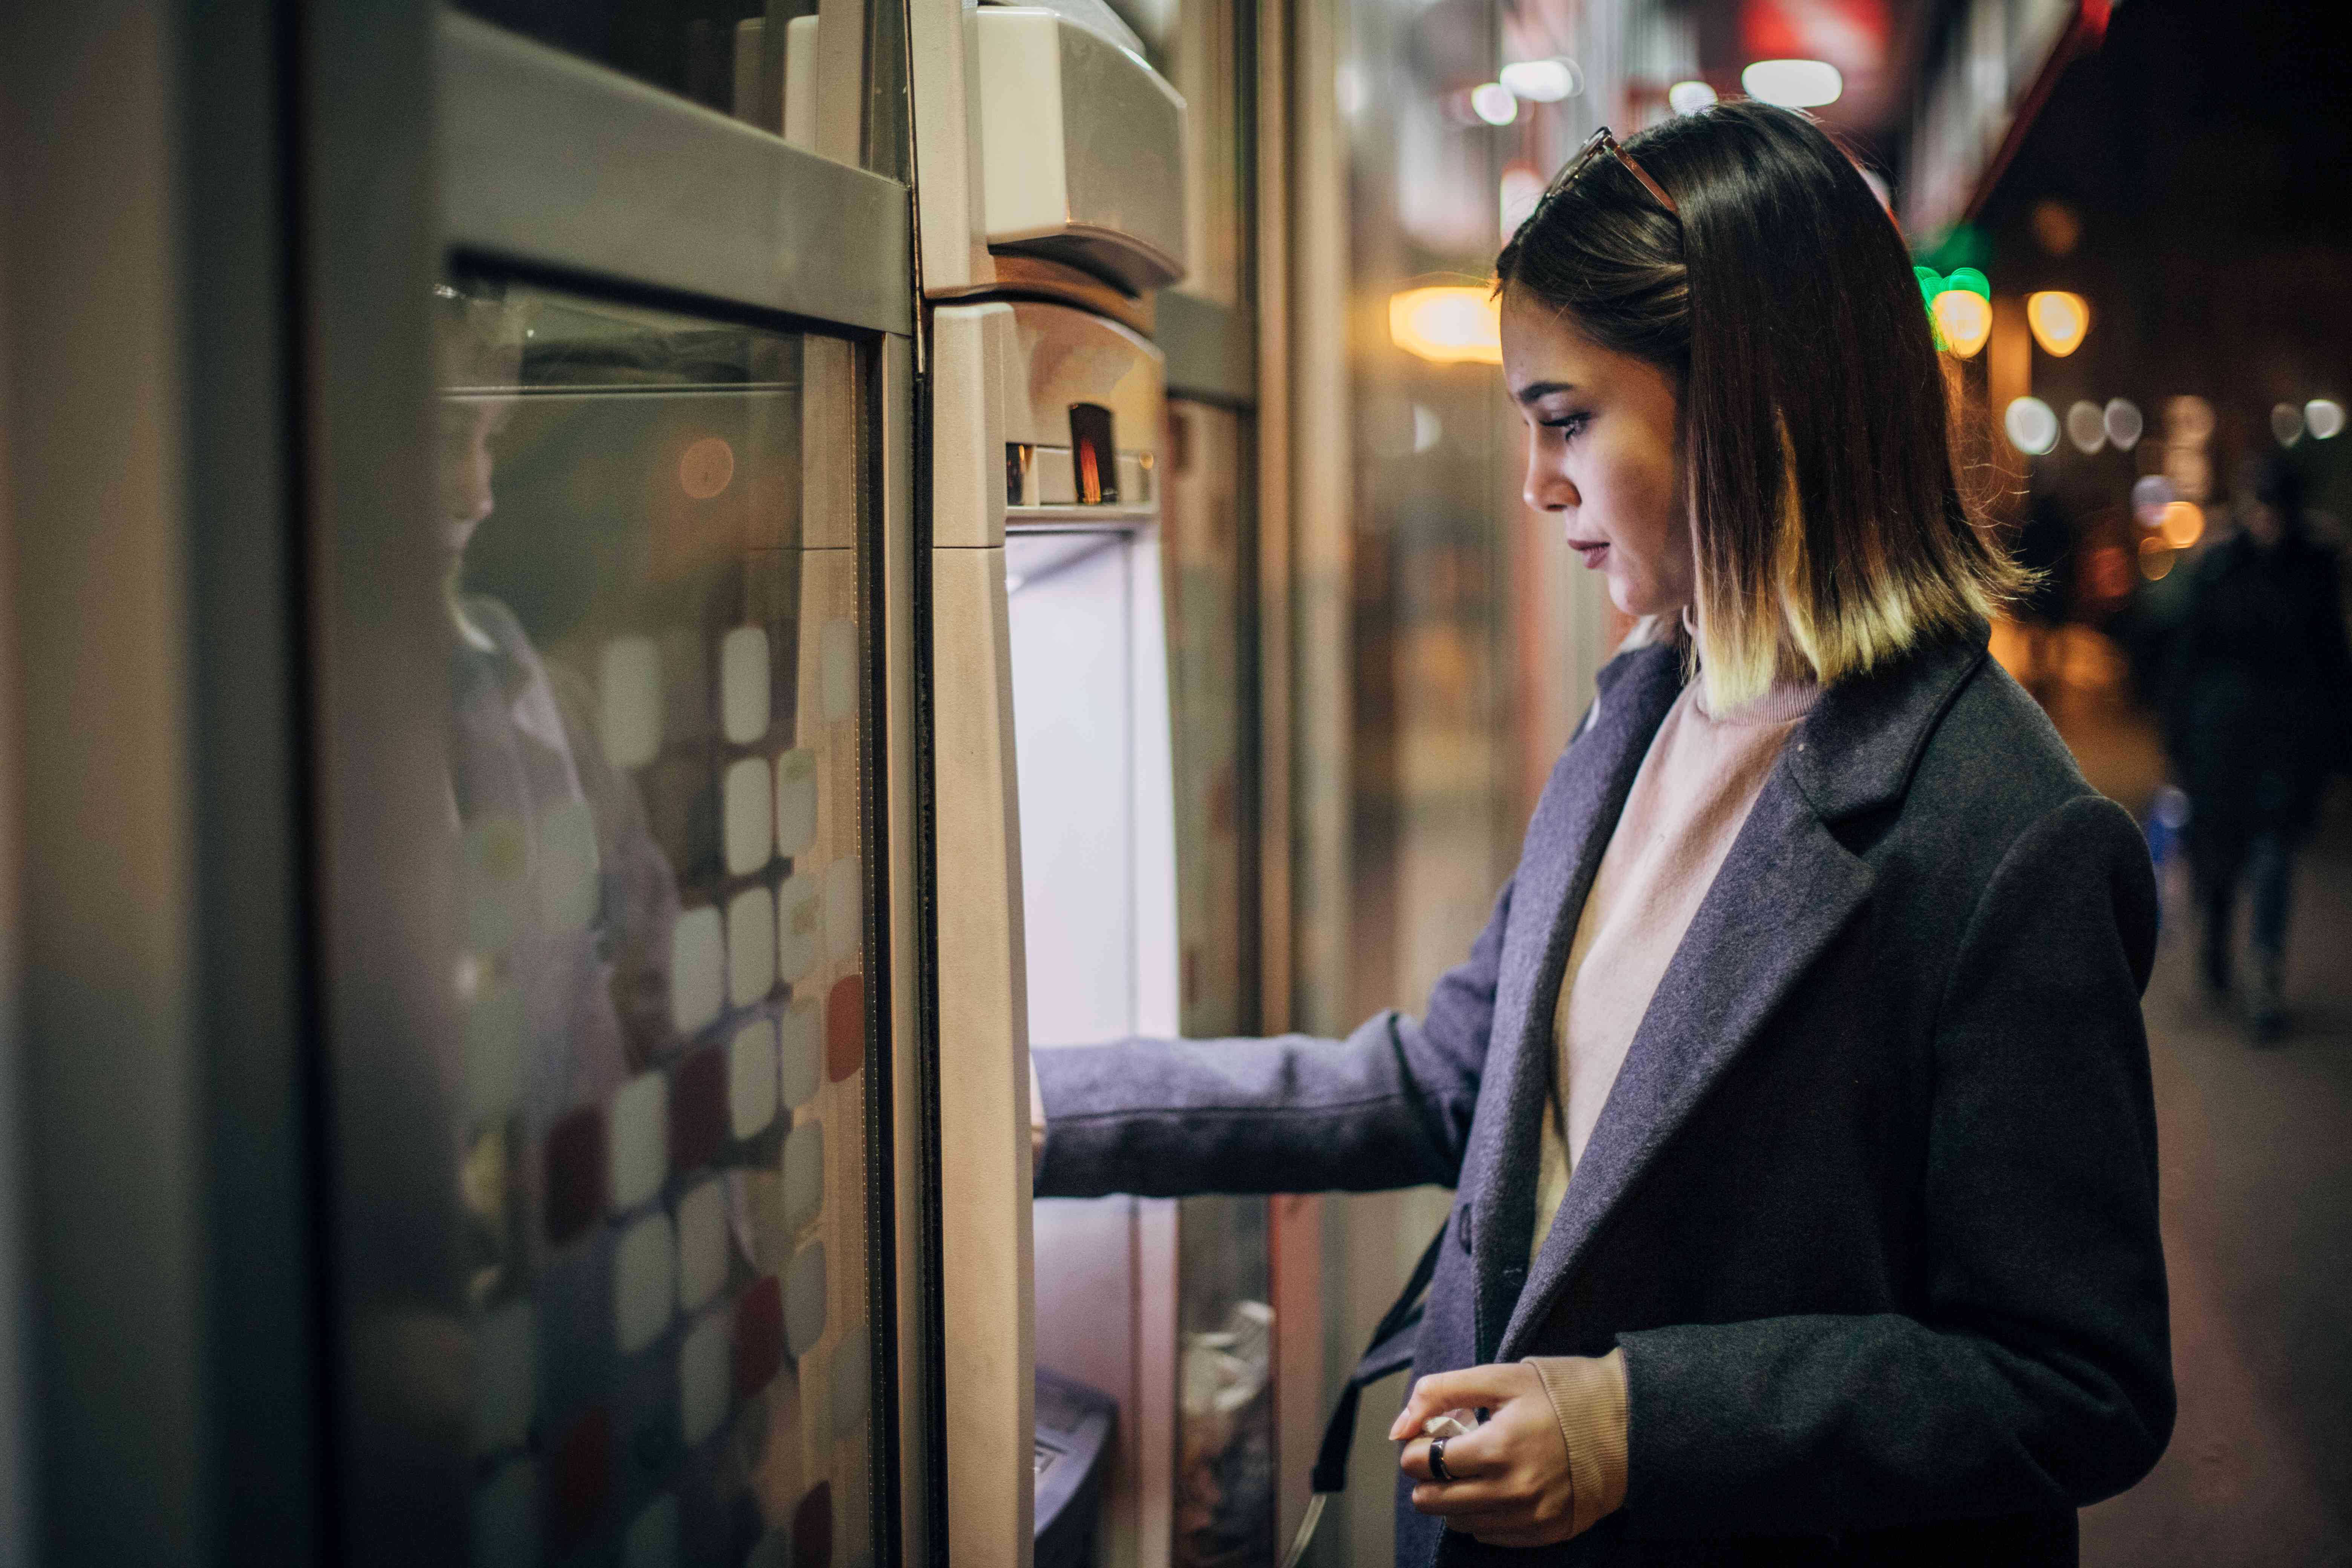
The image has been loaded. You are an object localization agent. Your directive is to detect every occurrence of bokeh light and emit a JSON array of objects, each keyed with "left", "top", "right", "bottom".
[
  {"left": 2138, "top": 535, "right": 2174, "bottom": 580},
  {"left": 2271, "top": 403, "right": 2305, "bottom": 446},
  {"left": 2004, "top": 397, "right": 2060, "bottom": 455},
  {"left": 1742, "top": 59, "right": 1843, "bottom": 107},
  {"left": 2026, "top": 291, "right": 2090, "bottom": 356},
  {"left": 2166, "top": 395, "right": 2216, "bottom": 443},
  {"left": 2132, "top": 473, "right": 2176, "bottom": 525},
  {"left": 2104, "top": 398, "right": 2144, "bottom": 451},
  {"left": 1932, "top": 290, "right": 1992, "bottom": 357},
  {"left": 2066, "top": 401, "right": 2107, "bottom": 453},
  {"left": 1470, "top": 83, "right": 1517, "bottom": 125},
  {"left": 2029, "top": 199, "right": 2082, "bottom": 256},
  {"left": 1500, "top": 58, "right": 1579, "bottom": 102},
  {"left": 2306, "top": 399, "right": 2345, "bottom": 439},
  {"left": 1669, "top": 79, "right": 1718, "bottom": 115},
  {"left": 1389, "top": 286, "right": 1501, "bottom": 365},
  {"left": 2159, "top": 501, "right": 2205, "bottom": 549}
]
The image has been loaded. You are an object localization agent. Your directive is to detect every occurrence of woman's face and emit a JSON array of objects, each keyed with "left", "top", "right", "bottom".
[{"left": 1501, "top": 288, "right": 1693, "bottom": 619}]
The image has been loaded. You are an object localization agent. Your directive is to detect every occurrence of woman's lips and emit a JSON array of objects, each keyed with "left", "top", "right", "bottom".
[{"left": 1568, "top": 539, "right": 1610, "bottom": 568}]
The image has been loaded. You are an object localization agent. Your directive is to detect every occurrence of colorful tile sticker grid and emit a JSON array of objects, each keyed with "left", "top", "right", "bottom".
[{"left": 460, "top": 573, "right": 873, "bottom": 1566}]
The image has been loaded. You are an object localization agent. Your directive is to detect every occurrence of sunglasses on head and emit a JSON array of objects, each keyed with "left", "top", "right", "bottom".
[{"left": 1540, "top": 126, "right": 1679, "bottom": 217}]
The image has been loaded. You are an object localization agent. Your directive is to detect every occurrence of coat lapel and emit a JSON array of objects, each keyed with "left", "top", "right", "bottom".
[
  {"left": 1493, "top": 629, "right": 1992, "bottom": 1359},
  {"left": 1496, "top": 775, "right": 1872, "bottom": 1357},
  {"left": 1469, "top": 645, "right": 1683, "bottom": 1358}
]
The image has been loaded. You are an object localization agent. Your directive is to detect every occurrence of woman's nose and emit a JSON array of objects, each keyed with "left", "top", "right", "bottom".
[{"left": 1524, "top": 455, "right": 1575, "bottom": 514}]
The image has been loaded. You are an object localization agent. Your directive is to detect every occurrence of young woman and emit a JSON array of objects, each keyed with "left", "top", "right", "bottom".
[{"left": 1032, "top": 101, "right": 2172, "bottom": 1565}]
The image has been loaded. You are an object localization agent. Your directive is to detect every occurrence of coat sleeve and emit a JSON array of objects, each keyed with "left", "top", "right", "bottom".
[
  {"left": 1032, "top": 876, "right": 1512, "bottom": 1198},
  {"left": 1616, "top": 793, "right": 2175, "bottom": 1534}
]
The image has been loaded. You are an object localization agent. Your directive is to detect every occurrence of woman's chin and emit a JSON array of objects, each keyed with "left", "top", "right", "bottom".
[{"left": 1608, "top": 579, "right": 1654, "bottom": 619}]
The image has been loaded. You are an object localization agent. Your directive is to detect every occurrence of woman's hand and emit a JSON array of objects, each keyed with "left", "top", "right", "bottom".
[{"left": 1389, "top": 1363, "right": 1579, "bottom": 1548}]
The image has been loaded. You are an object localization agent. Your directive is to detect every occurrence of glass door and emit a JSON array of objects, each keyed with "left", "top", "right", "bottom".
[
  {"left": 311, "top": 13, "right": 921, "bottom": 1566},
  {"left": 441, "top": 282, "right": 885, "bottom": 1568}
]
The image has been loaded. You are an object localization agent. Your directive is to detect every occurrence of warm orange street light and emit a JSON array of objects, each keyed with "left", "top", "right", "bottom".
[
  {"left": 1389, "top": 286, "right": 1502, "bottom": 365},
  {"left": 2026, "top": 291, "right": 2090, "bottom": 356},
  {"left": 2159, "top": 501, "right": 2204, "bottom": 549},
  {"left": 1931, "top": 289, "right": 1992, "bottom": 358}
]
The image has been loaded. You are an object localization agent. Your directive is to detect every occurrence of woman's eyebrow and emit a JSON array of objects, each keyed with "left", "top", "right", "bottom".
[{"left": 1514, "top": 380, "right": 1578, "bottom": 406}]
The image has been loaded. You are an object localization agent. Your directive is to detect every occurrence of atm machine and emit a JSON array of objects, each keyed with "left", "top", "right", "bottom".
[{"left": 912, "top": 8, "right": 1195, "bottom": 1567}]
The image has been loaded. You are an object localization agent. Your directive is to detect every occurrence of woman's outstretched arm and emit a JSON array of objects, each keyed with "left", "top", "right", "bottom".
[{"left": 1033, "top": 876, "right": 1514, "bottom": 1199}]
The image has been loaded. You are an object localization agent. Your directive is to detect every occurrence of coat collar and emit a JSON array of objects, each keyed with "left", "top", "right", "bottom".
[
  {"left": 1482, "top": 623, "right": 1992, "bottom": 1359},
  {"left": 1781, "top": 619, "right": 1992, "bottom": 821}
]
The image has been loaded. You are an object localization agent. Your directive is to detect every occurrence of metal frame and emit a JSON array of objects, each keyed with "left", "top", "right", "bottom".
[
  {"left": 440, "top": 13, "right": 913, "bottom": 337},
  {"left": 1158, "top": 291, "right": 1257, "bottom": 410}
]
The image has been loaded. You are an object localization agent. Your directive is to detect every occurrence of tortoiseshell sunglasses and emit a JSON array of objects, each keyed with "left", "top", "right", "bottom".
[{"left": 1542, "top": 126, "right": 1680, "bottom": 216}]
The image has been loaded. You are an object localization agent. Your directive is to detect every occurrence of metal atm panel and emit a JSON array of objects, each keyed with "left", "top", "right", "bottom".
[{"left": 917, "top": 9, "right": 1192, "bottom": 1562}]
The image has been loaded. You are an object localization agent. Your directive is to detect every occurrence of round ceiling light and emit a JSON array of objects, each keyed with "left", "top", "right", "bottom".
[
  {"left": 1500, "top": 58, "right": 1580, "bottom": 103},
  {"left": 1469, "top": 82, "right": 1518, "bottom": 126},
  {"left": 1668, "top": 79, "right": 1718, "bottom": 115},
  {"left": 1741, "top": 59, "right": 1843, "bottom": 107}
]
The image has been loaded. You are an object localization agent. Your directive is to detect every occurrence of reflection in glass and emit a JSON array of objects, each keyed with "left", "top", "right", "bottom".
[
  {"left": 449, "top": 0, "right": 910, "bottom": 178},
  {"left": 436, "top": 279, "right": 880, "bottom": 1566},
  {"left": 454, "top": 0, "right": 780, "bottom": 117}
]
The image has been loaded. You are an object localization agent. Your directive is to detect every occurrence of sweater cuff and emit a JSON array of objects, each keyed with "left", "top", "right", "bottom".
[{"left": 1524, "top": 1348, "right": 1629, "bottom": 1538}]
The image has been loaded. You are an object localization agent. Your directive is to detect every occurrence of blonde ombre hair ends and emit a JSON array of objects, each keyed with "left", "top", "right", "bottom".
[{"left": 1496, "top": 102, "right": 2024, "bottom": 713}]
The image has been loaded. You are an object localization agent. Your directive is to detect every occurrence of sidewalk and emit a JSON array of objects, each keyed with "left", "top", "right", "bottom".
[{"left": 2037, "top": 652, "right": 2352, "bottom": 1567}]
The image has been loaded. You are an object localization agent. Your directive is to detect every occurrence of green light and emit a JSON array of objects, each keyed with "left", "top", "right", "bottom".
[{"left": 1945, "top": 267, "right": 1991, "bottom": 300}]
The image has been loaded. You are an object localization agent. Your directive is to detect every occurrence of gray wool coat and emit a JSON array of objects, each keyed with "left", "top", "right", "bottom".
[{"left": 1034, "top": 626, "right": 2174, "bottom": 1566}]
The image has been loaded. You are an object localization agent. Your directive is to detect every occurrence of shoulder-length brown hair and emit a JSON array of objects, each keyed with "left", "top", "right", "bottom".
[{"left": 1496, "top": 101, "right": 2021, "bottom": 713}]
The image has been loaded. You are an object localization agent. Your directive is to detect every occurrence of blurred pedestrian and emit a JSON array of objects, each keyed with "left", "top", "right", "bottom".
[
  {"left": 2012, "top": 491, "right": 2077, "bottom": 701},
  {"left": 2163, "top": 455, "right": 2352, "bottom": 1039}
]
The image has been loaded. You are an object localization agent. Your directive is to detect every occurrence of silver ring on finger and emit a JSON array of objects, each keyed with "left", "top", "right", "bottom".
[{"left": 1427, "top": 1437, "right": 1454, "bottom": 1484}]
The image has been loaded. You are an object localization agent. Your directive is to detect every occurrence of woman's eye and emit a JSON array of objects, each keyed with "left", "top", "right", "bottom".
[{"left": 1542, "top": 413, "right": 1589, "bottom": 439}]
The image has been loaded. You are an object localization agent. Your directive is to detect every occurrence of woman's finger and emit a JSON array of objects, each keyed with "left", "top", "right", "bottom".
[
  {"left": 1387, "top": 1363, "right": 1538, "bottom": 1441},
  {"left": 1398, "top": 1416, "right": 1511, "bottom": 1485},
  {"left": 1396, "top": 1433, "right": 1500, "bottom": 1485}
]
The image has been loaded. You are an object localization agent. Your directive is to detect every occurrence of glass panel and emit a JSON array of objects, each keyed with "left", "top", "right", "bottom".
[
  {"left": 437, "top": 279, "right": 884, "bottom": 1568},
  {"left": 1162, "top": 399, "right": 1274, "bottom": 1567},
  {"left": 1111, "top": 0, "right": 1249, "bottom": 306},
  {"left": 1175, "top": 1196, "right": 1271, "bottom": 1568}
]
